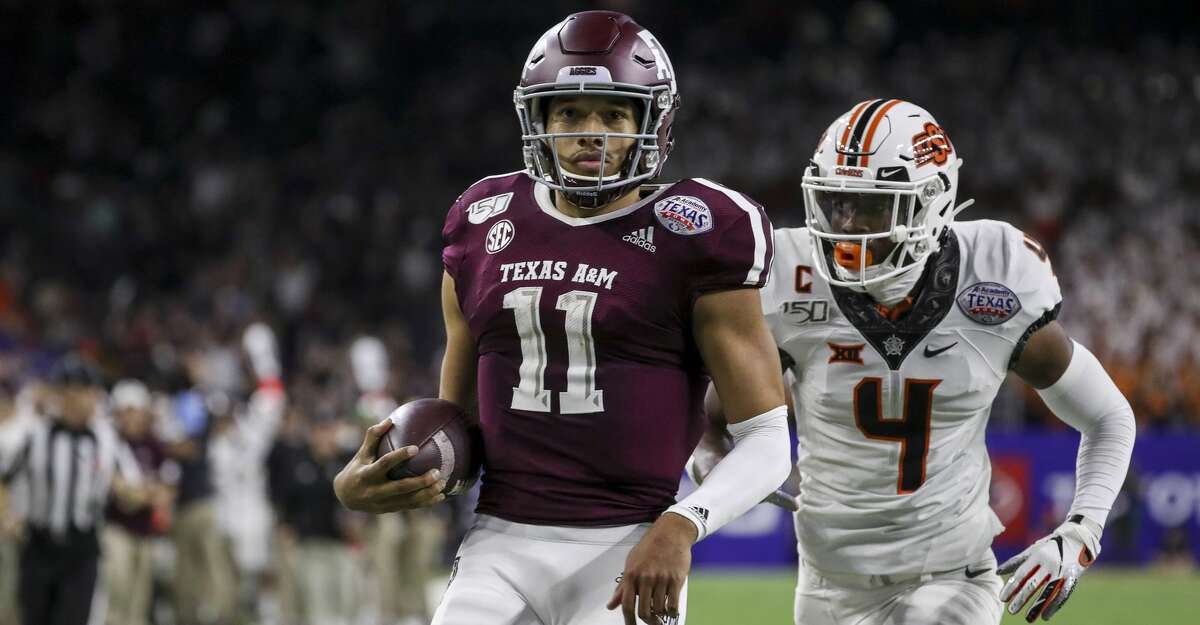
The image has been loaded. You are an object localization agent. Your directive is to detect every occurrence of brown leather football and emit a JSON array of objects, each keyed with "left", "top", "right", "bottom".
[{"left": 374, "top": 398, "right": 482, "bottom": 496}]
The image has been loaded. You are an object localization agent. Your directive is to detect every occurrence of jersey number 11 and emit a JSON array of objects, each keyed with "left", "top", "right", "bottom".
[{"left": 503, "top": 287, "right": 605, "bottom": 414}]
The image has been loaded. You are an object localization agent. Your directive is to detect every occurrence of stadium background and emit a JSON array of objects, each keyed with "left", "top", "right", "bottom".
[{"left": 1, "top": 1, "right": 1197, "bottom": 624}]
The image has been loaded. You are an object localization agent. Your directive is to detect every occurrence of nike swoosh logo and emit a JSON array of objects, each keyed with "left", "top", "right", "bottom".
[
  {"left": 964, "top": 566, "right": 991, "bottom": 579},
  {"left": 923, "top": 342, "right": 957, "bottom": 357},
  {"left": 878, "top": 168, "right": 902, "bottom": 178}
]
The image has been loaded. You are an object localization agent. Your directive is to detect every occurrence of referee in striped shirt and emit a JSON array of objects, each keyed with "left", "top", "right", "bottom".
[{"left": 0, "top": 355, "right": 143, "bottom": 625}]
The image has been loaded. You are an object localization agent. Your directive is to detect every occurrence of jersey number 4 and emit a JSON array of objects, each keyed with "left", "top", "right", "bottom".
[
  {"left": 853, "top": 377, "right": 940, "bottom": 494},
  {"left": 503, "top": 287, "right": 604, "bottom": 414}
]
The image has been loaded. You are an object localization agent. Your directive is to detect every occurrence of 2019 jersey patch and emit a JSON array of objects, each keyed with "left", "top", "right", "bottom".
[
  {"left": 467, "top": 192, "right": 513, "bottom": 224},
  {"left": 956, "top": 281, "right": 1021, "bottom": 325},
  {"left": 779, "top": 300, "right": 829, "bottom": 325},
  {"left": 654, "top": 195, "right": 713, "bottom": 235}
]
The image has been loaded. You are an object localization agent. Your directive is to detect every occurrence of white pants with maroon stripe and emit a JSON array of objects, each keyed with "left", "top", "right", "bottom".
[
  {"left": 432, "top": 514, "right": 687, "bottom": 625},
  {"left": 794, "top": 551, "right": 1002, "bottom": 625}
]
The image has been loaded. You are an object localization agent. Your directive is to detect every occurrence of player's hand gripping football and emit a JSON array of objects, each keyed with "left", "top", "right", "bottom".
[
  {"left": 998, "top": 519, "right": 1101, "bottom": 621},
  {"left": 607, "top": 512, "right": 695, "bottom": 625},
  {"left": 333, "top": 419, "right": 447, "bottom": 513}
]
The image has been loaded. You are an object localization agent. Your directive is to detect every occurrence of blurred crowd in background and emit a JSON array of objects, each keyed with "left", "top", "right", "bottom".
[{"left": 0, "top": 1, "right": 1197, "bottom": 624}]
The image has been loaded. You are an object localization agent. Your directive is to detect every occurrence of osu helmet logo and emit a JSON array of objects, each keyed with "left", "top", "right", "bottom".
[{"left": 912, "top": 122, "right": 953, "bottom": 168}]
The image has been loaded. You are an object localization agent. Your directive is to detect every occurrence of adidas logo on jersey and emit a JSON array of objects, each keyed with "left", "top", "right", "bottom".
[{"left": 622, "top": 226, "right": 657, "bottom": 252}]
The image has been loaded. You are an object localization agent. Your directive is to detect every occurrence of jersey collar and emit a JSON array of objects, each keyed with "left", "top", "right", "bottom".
[
  {"left": 532, "top": 181, "right": 669, "bottom": 227},
  {"left": 829, "top": 230, "right": 962, "bottom": 370}
]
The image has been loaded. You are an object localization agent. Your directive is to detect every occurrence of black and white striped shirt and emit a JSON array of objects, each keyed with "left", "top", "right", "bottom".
[{"left": 2, "top": 415, "right": 141, "bottom": 550}]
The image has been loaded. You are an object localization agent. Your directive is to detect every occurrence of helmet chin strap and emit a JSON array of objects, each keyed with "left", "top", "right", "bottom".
[
  {"left": 555, "top": 150, "right": 642, "bottom": 210},
  {"left": 950, "top": 198, "right": 975, "bottom": 219},
  {"left": 560, "top": 171, "right": 623, "bottom": 186}
]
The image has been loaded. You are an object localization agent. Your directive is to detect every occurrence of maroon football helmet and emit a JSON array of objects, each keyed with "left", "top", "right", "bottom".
[{"left": 515, "top": 11, "right": 680, "bottom": 208}]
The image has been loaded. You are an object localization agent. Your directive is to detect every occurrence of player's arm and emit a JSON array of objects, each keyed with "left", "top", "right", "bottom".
[
  {"left": 0, "top": 434, "right": 29, "bottom": 538},
  {"left": 677, "top": 291, "right": 791, "bottom": 527},
  {"left": 691, "top": 364, "right": 800, "bottom": 511},
  {"left": 609, "top": 288, "right": 790, "bottom": 625},
  {"left": 109, "top": 437, "right": 151, "bottom": 513},
  {"left": 681, "top": 298, "right": 792, "bottom": 520},
  {"left": 438, "top": 271, "right": 479, "bottom": 421},
  {"left": 334, "top": 275, "right": 470, "bottom": 514},
  {"left": 1000, "top": 320, "right": 1136, "bottom": 620},
  {"left": 241, "top": 323, "right": 286, "bottom": 453}
]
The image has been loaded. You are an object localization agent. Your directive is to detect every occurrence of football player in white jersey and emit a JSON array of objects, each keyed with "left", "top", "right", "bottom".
[{"left": 692, "top": 99, "right": 1136, "bottom": 624}]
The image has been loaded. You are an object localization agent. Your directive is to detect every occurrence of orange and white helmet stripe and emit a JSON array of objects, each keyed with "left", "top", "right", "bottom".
[{"left": 836, "top": 98, "right": 904, "bottom": 167}]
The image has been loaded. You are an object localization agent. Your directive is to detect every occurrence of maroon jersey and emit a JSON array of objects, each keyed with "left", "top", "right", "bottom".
[
  {"left": 105, "top": 436, "right": 171, "bottom": 536},
  {"left": 443, "top": 172, "right": 772, "bottom": 526}
]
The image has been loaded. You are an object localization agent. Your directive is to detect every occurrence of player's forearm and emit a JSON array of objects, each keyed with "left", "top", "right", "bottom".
[
  {"left": 111, "top": 477, "right": 151, "bottom": 512},
  {"left": 246, "top": 385, "right": 286, "bottom": 444},
  {"left": 1037, "top": 341, "right": 1136, "bottom": 528},
  {"left": 669, "top": 405, "right": 790, "bottom": 540}
]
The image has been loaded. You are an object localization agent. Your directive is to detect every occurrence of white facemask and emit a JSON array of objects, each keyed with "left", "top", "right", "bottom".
[{"left": 834, "top": 256, "right": 927, "bottom": 306}]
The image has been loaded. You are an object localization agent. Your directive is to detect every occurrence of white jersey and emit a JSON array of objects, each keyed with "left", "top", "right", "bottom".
[
  {"left": 762, "top": 220, "right": 1060, "bottom": 575},
  {"left": 209, "top": 388, "right": 283, "bottom": 573}
]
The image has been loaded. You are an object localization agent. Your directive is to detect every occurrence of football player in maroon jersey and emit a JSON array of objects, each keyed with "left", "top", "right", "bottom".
[{"left": 335, "top": 12, "right": 791, "bottom": 625}]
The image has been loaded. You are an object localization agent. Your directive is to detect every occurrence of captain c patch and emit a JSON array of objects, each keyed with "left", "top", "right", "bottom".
[{"left": 956, "top": 282, "right": 1021, "bottom": 325}]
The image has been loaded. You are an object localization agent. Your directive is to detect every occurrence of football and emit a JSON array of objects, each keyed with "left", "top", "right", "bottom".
[{"left": 375, "top": 398, "right": 482, "bottom": 496}]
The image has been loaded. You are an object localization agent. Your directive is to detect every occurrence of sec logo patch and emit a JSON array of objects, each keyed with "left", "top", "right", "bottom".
[
  {"left": 956, "top": 282, "right": 1021, "bottom": 325},
  {"left": 485, "top": 219, "right": 515, "bottom": 254},
  {"left": 654, "top": 195, "right": 713, "bottom": 235}
]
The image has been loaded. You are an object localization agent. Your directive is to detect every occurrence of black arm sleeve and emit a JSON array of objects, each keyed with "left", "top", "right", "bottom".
[{"left": 1008, "top": 303, "right": 1062, "bottom": 369}]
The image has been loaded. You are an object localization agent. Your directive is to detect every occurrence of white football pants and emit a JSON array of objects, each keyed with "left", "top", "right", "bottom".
[
  {"left": 432, "top": 514, "right": 688, "bottom": 625},
  {"left": 794, "top": 551, "right": 1002, "bottom": 625}
]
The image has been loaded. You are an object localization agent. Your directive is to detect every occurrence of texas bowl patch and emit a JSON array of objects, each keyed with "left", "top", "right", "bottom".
[
  {"left": 654, "top": 195, "right": 713, "bottom": 235},
  {"left": 956, "top": 282, "right": 1021, "bottom": 325}
]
